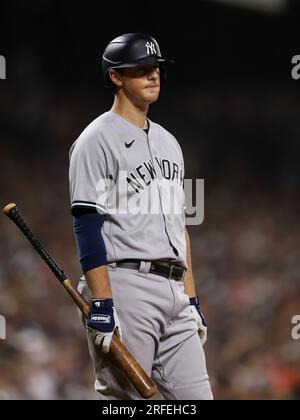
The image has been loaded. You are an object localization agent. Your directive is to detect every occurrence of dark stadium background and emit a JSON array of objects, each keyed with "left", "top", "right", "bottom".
[{"left": 0, "top": 0, "right": 300, "bottom": 400}]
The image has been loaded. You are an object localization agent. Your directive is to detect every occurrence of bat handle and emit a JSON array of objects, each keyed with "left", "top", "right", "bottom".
[{"left": 4, "top": 203, "right": 67, "bottom": 282}]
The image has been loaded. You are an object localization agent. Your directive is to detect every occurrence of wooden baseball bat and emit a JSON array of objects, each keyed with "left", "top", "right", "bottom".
[{"left": 3, "top": 203, "right": 157, "bottom": 399}]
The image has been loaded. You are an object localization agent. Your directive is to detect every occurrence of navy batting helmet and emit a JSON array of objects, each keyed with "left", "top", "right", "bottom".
[{"left": 102, "top": 33, "right": 173, "bottom": 86}]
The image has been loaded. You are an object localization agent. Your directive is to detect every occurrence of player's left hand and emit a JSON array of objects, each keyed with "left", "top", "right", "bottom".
[
  {"left": 86, "top": 298, "right": 122, "bottom": 354},
  {"left": 189, "top": 296, "right": 207, "bottom": 346}
]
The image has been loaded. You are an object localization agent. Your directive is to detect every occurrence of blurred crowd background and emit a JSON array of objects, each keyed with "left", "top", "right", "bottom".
[{"left": 1, "top": 0, "right": 300, "bottom": 399}]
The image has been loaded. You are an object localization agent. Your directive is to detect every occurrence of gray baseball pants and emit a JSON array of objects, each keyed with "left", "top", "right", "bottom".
[{"left": 78, "top": 261, "right": 213, "bottom": 400}]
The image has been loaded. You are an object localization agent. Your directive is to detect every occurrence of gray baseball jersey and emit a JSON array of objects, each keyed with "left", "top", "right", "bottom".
[{"left": 69, "top": 111, "right": 187, "bottom": 268}]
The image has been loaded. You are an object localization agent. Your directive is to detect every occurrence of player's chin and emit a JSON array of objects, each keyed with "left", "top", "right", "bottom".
[{"left": 143, "top": 89, "right": 160, "bottom": 104}]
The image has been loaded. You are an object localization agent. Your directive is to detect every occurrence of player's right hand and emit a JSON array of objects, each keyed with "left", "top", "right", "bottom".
[
  {"left": 189, "top": 297, "right": 208, "bottom": 346},
  {"left": 86, "top": 298, "right": 122, "bottom": 354}
]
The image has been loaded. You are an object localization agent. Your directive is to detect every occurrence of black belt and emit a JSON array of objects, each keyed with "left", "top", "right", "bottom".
[{"left": 116, "top": 259, "right": 186, "bottom": 282}]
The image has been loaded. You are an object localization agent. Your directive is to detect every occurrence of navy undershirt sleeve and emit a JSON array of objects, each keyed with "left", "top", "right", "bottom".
[{"left": 72, "top": 208, "right": 107, "bottom": 274}]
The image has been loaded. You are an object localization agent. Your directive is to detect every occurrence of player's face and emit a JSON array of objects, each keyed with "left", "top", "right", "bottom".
[{"left": 121, "top": 64, "right": 161, "bottom": 105}]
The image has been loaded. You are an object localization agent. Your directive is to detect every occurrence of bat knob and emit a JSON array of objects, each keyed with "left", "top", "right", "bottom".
[{"left": 3, "top": 203, "right": 17, "bottom": 215}]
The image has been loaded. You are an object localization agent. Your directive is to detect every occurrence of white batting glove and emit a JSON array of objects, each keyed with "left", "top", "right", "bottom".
[
  {"left": 189, "top": 297, "right": 208, "bottom": 346},
  {"left": 86, "top": 298, "right": 122, "bottom": 354}
]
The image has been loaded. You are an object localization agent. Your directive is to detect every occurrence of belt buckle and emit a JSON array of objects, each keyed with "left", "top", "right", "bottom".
[{"left": 169, "top": 264, "right": 184, "bottom": 281}]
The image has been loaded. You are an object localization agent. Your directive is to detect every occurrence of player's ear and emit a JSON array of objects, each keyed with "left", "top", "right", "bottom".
[{"left": 109, "top": 69, "right": 123, "bottom": 88}]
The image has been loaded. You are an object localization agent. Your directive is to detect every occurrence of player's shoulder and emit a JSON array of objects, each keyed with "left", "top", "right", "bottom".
[
  {"left": 150, "top": 120, "right": 183, "bottom": 155},
  {"left": 69, "top": 112, "right": 114, "bottom": 156}
]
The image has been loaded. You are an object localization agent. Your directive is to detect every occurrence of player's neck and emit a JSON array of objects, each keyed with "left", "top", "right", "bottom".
[{"left": 110, "top": 96, "right": 149, "bottom": 130}]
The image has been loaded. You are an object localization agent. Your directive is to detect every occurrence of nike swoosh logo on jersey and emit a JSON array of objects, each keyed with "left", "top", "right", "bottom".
[{"left": 125, "top": 140, "right": 135, "bottom": 148}]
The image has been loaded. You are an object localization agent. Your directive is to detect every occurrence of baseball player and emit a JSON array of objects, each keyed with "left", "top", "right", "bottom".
[{"left": 69, "top": 33, "right": 213, "bottom": 400}]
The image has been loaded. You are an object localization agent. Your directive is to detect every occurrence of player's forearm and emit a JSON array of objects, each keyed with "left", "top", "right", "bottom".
[
  {"left": 72, "top": 209, "right": 112, "bottom": 299},
  {"left": 184, "top": 228, "right": 197, "bottom": 298},
  {"left": 85, "top": 265, "right": 113, "bottom": 299}
]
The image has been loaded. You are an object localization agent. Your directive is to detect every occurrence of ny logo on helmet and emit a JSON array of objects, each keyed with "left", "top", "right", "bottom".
[{"left": 145, "top": 42, "right": 156, "bottom": 56}]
